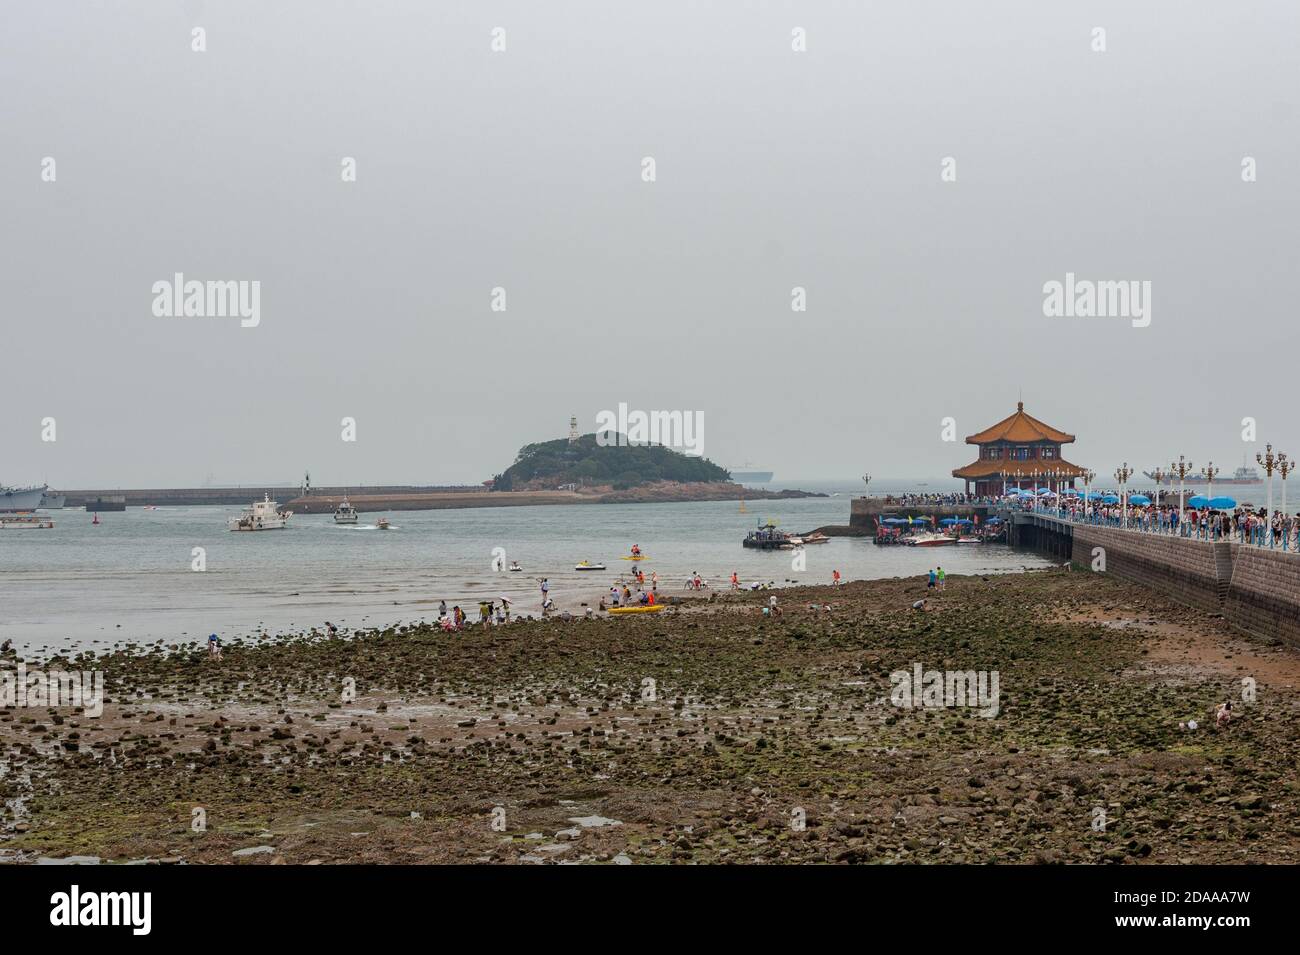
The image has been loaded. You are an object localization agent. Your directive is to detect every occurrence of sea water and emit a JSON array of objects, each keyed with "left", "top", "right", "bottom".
[{"left": 0, "top": 492, "right": 1051, "bottom": 653}]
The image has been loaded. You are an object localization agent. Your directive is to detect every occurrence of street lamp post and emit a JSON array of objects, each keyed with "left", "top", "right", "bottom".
[
  {"left": 1084, "top": 469, "right": 1096, "bottom": 521},
  {"left": 1115, "top": 463, "right": 1133, "bottom": 527},
  {"left": 1257, "top": 445, "right": 1279, "bottom": 547},
  {"left": 1279, "top": 455, "right": 1292, "bottom": 551},
  {"left": 1171, "top": 456, "right": 1194, "bottom": 529},
  {"left": 1204, "top": 462, "right": 1219, "bottom": 502},
  {"left": 862, "top": 473, "right": 872, "bottom": 498},
  {"left": 1149, "top": 467, "right": 1167, "bottom": 513}
]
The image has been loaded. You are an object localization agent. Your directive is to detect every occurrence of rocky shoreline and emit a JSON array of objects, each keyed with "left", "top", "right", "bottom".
[{"left": 2, "top": 571, "right": 1297, "bottom": 865}]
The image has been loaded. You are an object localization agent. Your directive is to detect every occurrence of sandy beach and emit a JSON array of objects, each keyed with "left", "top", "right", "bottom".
[{"left": 3, "top": 568, "right": 1297, "bottom": 865}]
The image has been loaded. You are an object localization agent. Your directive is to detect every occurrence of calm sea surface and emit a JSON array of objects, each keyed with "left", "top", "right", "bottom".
[{"left": 0, "top": 488, "right": 1052, "bottom": 654}]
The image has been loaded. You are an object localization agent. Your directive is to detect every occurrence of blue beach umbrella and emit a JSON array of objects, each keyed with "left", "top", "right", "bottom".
[
  {"left": 1084, "top": 491, "right": 1106, "bottom": 501},
  {"left": 1036, "top": 487, "right": 1053, "bottom": 495},
  {"left": 986, "top": 516, "right": 1002, "bottom": 524},
  {"left": 1187, "top": 495, "right": 1211, "bottom": 508},
  {"left": 1208, "top": 496, "right": 1238, "bottom": 510},
  {"left": 1128, "top": 494, "right": 1151, "bottom": 505},
  {"left": 939, "top": 518, "right": 972, "bottom": 525},
  {"left": 1061, "top": 489, "right": 1080, "bottom": 497},
  {"left": 881, "top": 517, "right": 908, "bottom": 525},
  {"left": 1101, "top": 494, "right": 1120, "bottom": 504}
]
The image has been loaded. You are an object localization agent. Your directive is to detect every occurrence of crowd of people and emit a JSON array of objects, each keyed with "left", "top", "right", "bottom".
[{"left": 1022, "top": 494, "right": 1300, "bottom": 549}]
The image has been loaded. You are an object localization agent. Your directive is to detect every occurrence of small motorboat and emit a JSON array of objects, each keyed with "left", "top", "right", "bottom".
[
  {"left": 801, "top": 532, "right": 830, "bottom": 545},
  {"left": 334, "top": 497, "right": 359, "bottom": 524},
  {"left": 508, "top": 561, "right": 523, "bottom": 572},
  {"left": 574, "top": 561, "right": 606, "bottom": 571},
  {"left": 908, "top": 532, "right": 956, "bottom": 547},
  {"left": 376, "top": 517, "right": 391, "bottom": 530},
  {"left": 608, "top": 604, "right": 664, "bottom": 615}
]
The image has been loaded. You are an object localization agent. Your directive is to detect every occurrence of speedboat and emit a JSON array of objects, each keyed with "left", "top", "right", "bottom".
[
  {"left": 508, "top": 561, "right": 523, "bottom": 572},
  {"left": 801, "top": 532, "right": 830, "bottom": 545},
  {"left": 376, "top": 517, "right": 391, "bottom": 530},
  {"left": 575, "top": 561, "right": 606, "bottom": 571},
  {"left": 334, "top": 497, "right": 359, "bottom": 524},
  {"left": 908, "top": 532, "right": 956, "bottom": 547},
  {"left": 228, "top": 494, "right": 291, "bottom": 531}
]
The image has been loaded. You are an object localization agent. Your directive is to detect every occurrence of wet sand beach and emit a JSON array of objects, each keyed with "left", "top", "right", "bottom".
[{"left": 3, "top": 570, "right": 1298, "bottom": 865}]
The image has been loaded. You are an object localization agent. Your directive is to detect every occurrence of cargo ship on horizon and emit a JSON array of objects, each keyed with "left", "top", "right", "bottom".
[{"left": 1142, "top": 464, "right": 1263, "bottom": 486}]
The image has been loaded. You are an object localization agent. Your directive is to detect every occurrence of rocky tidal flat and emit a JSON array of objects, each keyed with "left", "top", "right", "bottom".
[{"left": 2, "top": 572, "right": 1297, "bottom": 865}]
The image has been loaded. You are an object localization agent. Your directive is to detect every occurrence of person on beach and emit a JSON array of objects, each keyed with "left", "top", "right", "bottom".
[
  {"left": 500, "top": 598, "right": 511, "bottom": 623},
  {"left": 832, "top": 570, "right": 841, "bottom": 586},
  {"left": 1216, "top": 701, "right": 1233, "bottom": 726},
  {"left": 731, "top": 571, "right": 739, "bottom": 590},
  {"left": 438, "top": 600, "right": 448, "bottom": 620},
  {"left": 912, "top": 598, "right": 928, "bottom": 611},
  {"left": 453, "top": 605, "right": 465, "bottom": 629},
  {"left": 207, "top": 633, "right": 222, "bottom": 661},
  {"left": 937, "top": 567, "right": 946, "bottom": 590},
  {"left": 927, "top": 569, "right": 937, "bottom": 589},
  {"left": 325, "top": 621, "right": 339, "bottom": 638},
  {"left": 540, "top": 578, "right": 549, "bottom": 602},
  {"left": 769, "top": 595, "right": 781, "bottom": 617}
]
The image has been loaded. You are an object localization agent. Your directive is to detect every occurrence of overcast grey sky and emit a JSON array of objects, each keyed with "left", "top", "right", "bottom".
[{"left": 3, "top": 1, "right": 1297, "bottom": 488}]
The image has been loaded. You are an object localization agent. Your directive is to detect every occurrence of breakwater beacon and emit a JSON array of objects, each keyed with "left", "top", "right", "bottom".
[{"left": 952, "top": 402, "right": 1086, "bottom": 497}]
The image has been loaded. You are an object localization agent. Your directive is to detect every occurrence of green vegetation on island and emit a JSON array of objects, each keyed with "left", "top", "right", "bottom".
[{"left": 491, "top": 433, "right": 732, "bottom": 491}]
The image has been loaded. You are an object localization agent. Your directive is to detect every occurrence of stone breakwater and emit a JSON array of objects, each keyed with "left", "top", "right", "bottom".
[{"left": 1069, "top": 525, "right": 1300, "bottom": 646}]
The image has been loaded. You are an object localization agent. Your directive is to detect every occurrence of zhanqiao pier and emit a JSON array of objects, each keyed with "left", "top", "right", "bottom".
[{"left": 843, "top": 402, "right": 1300, "bottom": 647}]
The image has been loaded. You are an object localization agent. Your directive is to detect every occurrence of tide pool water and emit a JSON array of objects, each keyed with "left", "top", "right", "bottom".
[{"left": 0, "top": 496, "right": 1051, "bottom": 653}]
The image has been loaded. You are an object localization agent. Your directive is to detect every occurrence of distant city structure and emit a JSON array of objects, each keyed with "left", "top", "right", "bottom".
[
  {"left": 569, "top": 415, "right": 579, "bottom": 444},
  {"left": 952, "top": 402, "right": 1086, "bottom": 496}
]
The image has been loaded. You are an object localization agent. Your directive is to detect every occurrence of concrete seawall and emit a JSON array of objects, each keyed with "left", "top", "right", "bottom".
[
  {"left": 1224, "top": 547, "right": 1300, "bottom": 645},
  {"left": 1063, "top": 524, "right": 1299, "bottom": 645}
]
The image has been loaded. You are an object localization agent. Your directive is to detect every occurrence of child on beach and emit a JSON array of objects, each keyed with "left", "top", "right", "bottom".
[
  {"left": 207, "top": 633, "right": 222, "bottom": 661},
  {"left": 927, "top": 569, "right": 937, "bottom": 589},
  {"left": 832, "top": 570, "right": 841, "bottom": 586},
  {"left": 1216, "top": 701, "right": 1232, "bottom": 726},
  {"left": 937, "top": 567, "right": 946, "bottom": 590}
]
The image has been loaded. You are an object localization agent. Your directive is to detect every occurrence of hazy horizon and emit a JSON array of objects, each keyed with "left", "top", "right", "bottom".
[{"left": 4, "top": 1, "right": 1298, "bottom": 489}]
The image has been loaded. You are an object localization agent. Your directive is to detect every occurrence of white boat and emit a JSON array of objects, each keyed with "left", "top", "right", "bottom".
[
  {"left": 39, "top": 489, "right": 66, "bottom": 509},
  {"left": 574, "top": 561, "right": 606, "bottom": 571},
  {"left": 508, "top": 561, "right": 523, "bottom": 572},
  {"left": 228, "top": 494, "right": 291, "bottom": 531},
  {"left": 1, "top": 484, "right": 47, "bottom": 513},
  {"left": 333, "top": 497, "right": 358, "bottom": 524},
  {"left": 908, "top": 532, "right": 956, "bottom": 547},
  {"left": 376, "top": 517, "right": 391, "bottom": 530}
]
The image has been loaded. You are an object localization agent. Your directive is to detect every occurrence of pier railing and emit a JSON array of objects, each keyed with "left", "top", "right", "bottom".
[{"left": 1024, "top": 505, "right": 1299, "bottom": 552}]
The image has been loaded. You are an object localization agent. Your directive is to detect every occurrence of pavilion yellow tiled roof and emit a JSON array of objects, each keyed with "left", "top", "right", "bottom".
[{"left": 965, "top": 402, "right": 1075, "bottom": 445}]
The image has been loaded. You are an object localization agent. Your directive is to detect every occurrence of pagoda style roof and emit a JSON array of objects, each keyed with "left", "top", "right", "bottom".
[
  {"left": 952, "top": 458, "right": 1088, "bottom": 480},
  {"left": 965, "top": 402, "right": 1075, "bottom": 445}
]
